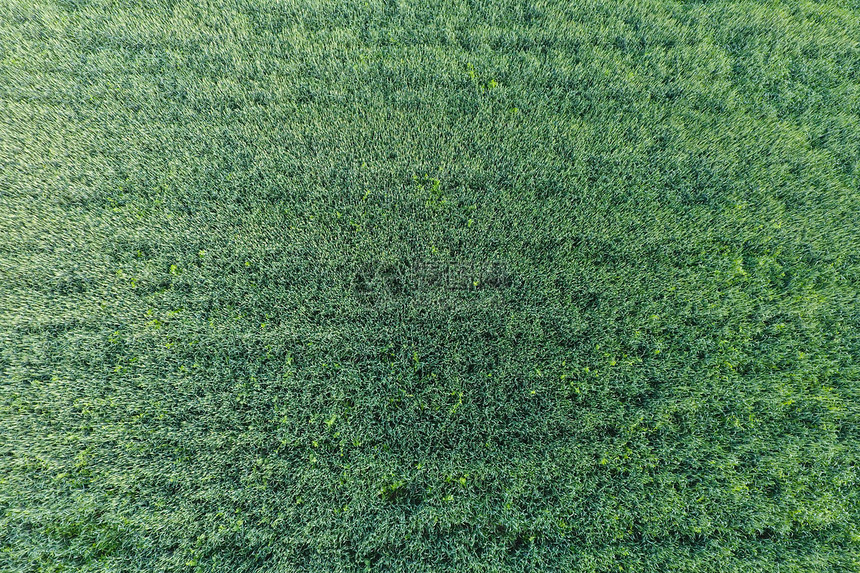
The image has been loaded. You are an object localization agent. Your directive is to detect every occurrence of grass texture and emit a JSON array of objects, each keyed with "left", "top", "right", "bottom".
[{"left": 1, "top": 0, "right": 859, "bottom": 571}]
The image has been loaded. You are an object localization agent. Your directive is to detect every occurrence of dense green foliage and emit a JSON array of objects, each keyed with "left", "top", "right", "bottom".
[{"left": 2, "top": 0, "right": 859, "bottom": 571}]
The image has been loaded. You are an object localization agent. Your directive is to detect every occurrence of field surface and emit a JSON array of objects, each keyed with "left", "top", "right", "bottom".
[{"left": 2, "top": 0, "right": 859, "bottom": 571}]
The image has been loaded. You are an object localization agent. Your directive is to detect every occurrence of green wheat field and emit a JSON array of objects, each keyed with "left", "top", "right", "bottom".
[{"left": 1, "top": 1, "right": 859, "bottom": 571}]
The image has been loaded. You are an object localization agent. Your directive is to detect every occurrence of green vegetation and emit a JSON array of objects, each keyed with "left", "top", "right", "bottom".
[{"left": 2, "top": 0, "right": 859, "bottom": 571}]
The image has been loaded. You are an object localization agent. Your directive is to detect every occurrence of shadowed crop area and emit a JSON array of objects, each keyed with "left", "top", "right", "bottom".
[{"left": 1, "top": 0, "right": 859, "bottom": 571}]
